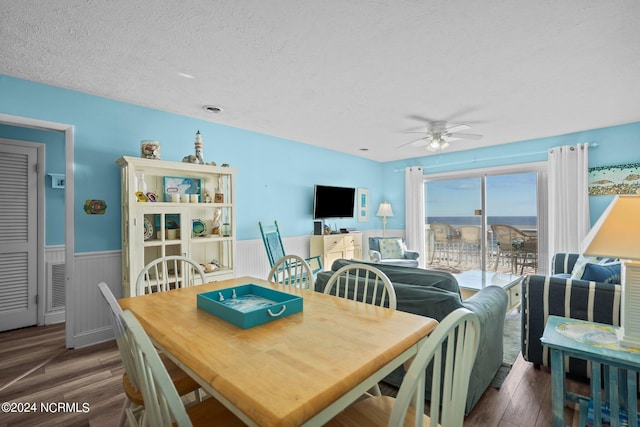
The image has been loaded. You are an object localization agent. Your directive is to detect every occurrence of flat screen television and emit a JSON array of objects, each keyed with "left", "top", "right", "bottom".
[{"left": 313, "top": 185, "right": 355, "bottom": 219}]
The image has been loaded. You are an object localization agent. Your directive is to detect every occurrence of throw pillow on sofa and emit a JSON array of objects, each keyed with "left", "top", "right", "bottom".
[
  {"left": 581, "top": 262, "right": 621, "bottom": 284},
  {"left": 379, "top": 238, "right": 405, "bottom": 259},
  {"left": 570, "top": 254, "right": 618, "bottom": 280}
]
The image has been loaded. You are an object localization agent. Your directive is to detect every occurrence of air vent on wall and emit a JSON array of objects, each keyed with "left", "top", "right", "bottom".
[{"left": 47, "top": 262, "right": 66, "bottom": 311}]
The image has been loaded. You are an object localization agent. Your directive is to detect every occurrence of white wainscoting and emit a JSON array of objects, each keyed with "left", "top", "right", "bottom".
[
  {"left": 72, "top": 250, "right": 122, "bottom": 348},
  {"left": 69, "top": 230, "right": 394, "bottom": 348},
  {"left": 235, "top": 235, "right": 316, "bottom": 279}
]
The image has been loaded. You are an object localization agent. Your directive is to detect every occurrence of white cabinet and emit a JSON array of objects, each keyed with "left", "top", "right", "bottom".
[
  {"left": 117, "top": 156, "right": 236, "bottom": 297},
  {"left": 310, "top": 233, "right": 363, "bottom": 271}
]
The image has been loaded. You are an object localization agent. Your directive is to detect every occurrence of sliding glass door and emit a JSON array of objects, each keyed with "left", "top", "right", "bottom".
[
  {"left": 425, "top": 168, "right": 540, "bottom": 275},
  {"left": 485, "top": 173, "right": 538, "bottom": 273},
  {"left": 425, "top": 177, "right": 483, "bottom": 267}
]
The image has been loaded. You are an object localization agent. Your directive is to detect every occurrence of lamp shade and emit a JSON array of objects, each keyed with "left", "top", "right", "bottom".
[
  {"left": 583, "top": 193, "right": 640, "bottom": 260},
  {"left": 376, "top": 202, "right": 394, "bottom": 217}
]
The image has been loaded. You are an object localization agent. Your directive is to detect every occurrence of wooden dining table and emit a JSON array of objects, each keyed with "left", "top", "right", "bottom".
[{"left": 119, "top": 276, "right": 438, "bottom": 427}]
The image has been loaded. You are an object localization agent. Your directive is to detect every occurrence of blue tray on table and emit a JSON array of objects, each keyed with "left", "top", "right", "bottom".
[{"left": 197, "top": 284, "right": 303, "bottom": 329}]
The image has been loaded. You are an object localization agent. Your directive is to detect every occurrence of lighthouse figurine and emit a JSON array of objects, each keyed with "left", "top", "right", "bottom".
[{"left": 194, "top": 131, "right": 205, "bottom": 164}]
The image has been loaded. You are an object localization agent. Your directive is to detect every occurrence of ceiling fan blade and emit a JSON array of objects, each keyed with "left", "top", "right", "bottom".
[
  {"left": 448, "top": 132, "right": 483, "bottom": 140},
  {"left": 444, "top": 123, "right": 471, "bottom": 133},
  {"left": 442, "top": 135, "right": 462, "bottom": 142},
  {"left": 444, "top": 106, "right": 481, "bottom": 123},
  {"left": 397, "top": 136, "right": 430, "bottom": 148},
  {"left": 406, "top": 114, "right": 436, "bottom": 123}
]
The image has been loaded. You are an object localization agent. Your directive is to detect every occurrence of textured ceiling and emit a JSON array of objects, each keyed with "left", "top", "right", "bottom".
[{"left": 1, "top": 1, "right": 639, "bottom": 161}]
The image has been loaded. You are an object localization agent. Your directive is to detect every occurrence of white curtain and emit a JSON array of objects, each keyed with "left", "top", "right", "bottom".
[
  {"left": 548, "top": 143, "right": 590, "bottom": 256},
  {"left": 405, "top": 166, "right": 425, "bottom": 267}
]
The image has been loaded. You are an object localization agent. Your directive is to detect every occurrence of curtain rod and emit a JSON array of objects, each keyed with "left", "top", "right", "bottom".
[{"left": 393, "top": 142, "right": 599, "bottom": 172}]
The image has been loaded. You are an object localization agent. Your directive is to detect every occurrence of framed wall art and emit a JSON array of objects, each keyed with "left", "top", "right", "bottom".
[
  {"left": 357, "top": 188, "right": 369, "bottom": 222},
  {"left": 163, "top": 176, "right": 202, "bottom": 202},
  {"left": 588, "top": 162, "right": 640, "bottom": 196}
]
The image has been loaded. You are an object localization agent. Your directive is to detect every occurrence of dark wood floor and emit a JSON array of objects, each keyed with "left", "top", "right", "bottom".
[{"left": 0, "top": 323, "right": 588, "bottom": 426}]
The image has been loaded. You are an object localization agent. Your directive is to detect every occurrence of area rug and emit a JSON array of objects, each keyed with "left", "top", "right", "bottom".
[{"left": 490, "top": 310, "right": 521, "bottom": 388}]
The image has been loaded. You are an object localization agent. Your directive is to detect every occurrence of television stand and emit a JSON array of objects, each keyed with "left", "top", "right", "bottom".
[{"left": 310, "top": 232, "right": 363, "bottom": 271}]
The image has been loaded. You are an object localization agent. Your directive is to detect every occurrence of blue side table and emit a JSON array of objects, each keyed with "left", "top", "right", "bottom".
[{"left": 541, "top": 315, "right": 640, "bottom": 427}]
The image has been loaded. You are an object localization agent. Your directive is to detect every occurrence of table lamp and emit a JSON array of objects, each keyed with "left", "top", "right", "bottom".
[
  {"left": 376, "top": 201, "right": 394, "bottom": 237},
  {"left": 583, "top": 192, "right": 640, "bottom": 349}
]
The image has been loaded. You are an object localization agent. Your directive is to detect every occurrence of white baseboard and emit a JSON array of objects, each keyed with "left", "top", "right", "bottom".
[{"left": 73, "top": 326, "right": 114, "bottom": 349}]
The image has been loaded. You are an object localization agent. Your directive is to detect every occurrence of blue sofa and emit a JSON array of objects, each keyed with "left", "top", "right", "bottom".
[
  {"left": 315, "top": 258, "right": 508, "bottom": 413},
  {"left": 521, "top": 253, "right": 621, "bottom": 378}
]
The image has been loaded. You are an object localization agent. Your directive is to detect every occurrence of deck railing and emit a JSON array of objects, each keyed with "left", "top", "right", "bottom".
[{"left": 425, "top": 223, "right": 538, "bottom": 275}]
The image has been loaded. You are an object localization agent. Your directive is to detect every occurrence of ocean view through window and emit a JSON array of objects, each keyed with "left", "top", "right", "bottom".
[{"left": 425, "top": 171, "right": 539, "bottom": 275}]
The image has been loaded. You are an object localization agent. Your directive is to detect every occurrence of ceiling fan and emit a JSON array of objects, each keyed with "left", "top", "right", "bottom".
[{"left": 398, "top": 120, "right": 483, "bottom": 152}]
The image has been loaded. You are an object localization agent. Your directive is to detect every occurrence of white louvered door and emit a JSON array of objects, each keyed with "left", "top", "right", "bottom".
[{"left": 0, "top": 141, "right": 38, "bottom": 332}]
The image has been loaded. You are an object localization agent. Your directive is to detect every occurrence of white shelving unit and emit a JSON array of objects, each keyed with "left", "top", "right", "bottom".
[{"left": 117, "top": 156, "right": 237, "bottom": 297}]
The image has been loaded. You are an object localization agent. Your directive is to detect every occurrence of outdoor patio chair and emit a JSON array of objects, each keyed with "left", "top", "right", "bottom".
[
  {"left": 429, "top": 222, "right": 461, "bottom": 265},
  {"left": 491, "top": 224, "right": 537, "bottom": 273},
  {"left": 457, "top": 225, "right": 482, "bottom": 264}
]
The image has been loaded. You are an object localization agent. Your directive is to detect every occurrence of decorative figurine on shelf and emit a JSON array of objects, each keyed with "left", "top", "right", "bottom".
[
  {"left": 194, "top": 130, "right": 205, "bottom": 164},
  {"left": 182, "top": 130, "right": 206, "bottom": 164},
  {"left": 201, "top": 263, "right": 219, "bottom": 273},
  {"left": 140, "top": 140, "right": 161, "bottom": 160},
  {"left": 212, "top": 208, "right": 222, "bottom": 235}
]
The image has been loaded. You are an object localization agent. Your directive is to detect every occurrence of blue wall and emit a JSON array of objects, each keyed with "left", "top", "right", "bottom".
[
  {"left": 0, "top": 124, "right": 66, "bottom": 245},
  {"left": 2, "top": 74, "right": 639, "bottom": 253},
  {"left": 0, "top": 74, "right": 383, "bottom": 252},
  {"left": 384, "top": 122, "right": 640, "bottom": 228}
]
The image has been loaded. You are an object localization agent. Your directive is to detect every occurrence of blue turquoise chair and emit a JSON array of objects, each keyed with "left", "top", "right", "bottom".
[{"left": 259, "top": 221, "right": 323, "bottom": 275}]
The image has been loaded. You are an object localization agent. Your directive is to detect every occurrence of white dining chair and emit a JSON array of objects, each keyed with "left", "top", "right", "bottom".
[
  {"left": 135, "top": 255, "right": 207, "bottom": 295},
  {"left": 325, "top": 308, "right": 480, "bottom": 427},
  {"left": 323, "top": 263, "right": 397, "bottom": 310},
  {"left": 120, "top": 309, "right": 246, "bottom": 427},
  {"left": 267, "top": 254, "right": 315, "bottom": 290},
  {"left": 323, "top": 263, "right": 396, "bottom": 396},
  {"left": 97, "top": 282, "right": 201, "bottom": 426}
]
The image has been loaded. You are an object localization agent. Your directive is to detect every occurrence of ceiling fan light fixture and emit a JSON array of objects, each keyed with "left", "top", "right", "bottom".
[
  {"left": 425, "top": 138, "right": 450, "bottom": 152},
  {"left": 399, "top": 118, "right": 482, "bottom": 153}
]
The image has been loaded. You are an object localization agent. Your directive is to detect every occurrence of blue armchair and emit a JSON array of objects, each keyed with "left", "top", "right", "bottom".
[
  {"left": 521, "top": 253, "right": 621, "bottom": 378},
  {"left": 368, "top": 237, "right": 419, "bottom": 268}
]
